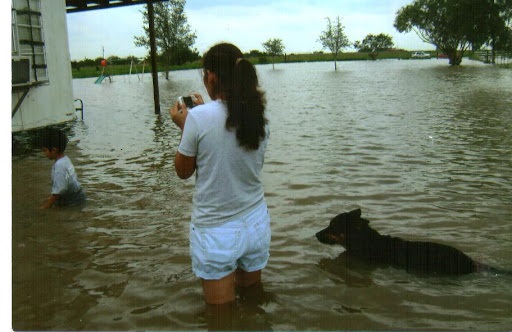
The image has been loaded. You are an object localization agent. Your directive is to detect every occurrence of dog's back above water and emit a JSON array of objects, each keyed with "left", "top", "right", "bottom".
[{"left": 315, "top": 208, "right": 501, "bottom": 276}]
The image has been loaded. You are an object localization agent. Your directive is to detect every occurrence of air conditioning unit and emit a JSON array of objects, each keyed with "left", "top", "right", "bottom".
[{"left": 12, "top": 56, "right": 33, "bottom": 86}]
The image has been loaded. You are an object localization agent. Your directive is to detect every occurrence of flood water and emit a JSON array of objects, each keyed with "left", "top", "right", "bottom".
[{"left": 12, "top": 59, "right": 512, "bottom": 330}]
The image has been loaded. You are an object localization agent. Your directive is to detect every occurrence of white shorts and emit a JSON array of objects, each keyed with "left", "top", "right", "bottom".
[{"left": 189, "top": 201, "right": 271, "bottom": 280}]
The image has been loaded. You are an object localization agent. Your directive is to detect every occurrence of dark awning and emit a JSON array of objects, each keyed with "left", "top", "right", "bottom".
[{"left": 66, "top": 0, "right": 166, "bottom": 13}]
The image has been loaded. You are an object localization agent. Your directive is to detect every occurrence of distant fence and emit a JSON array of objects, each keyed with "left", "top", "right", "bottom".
[{"left": 473, "top": 50, "right": 512, "bottom": 64}]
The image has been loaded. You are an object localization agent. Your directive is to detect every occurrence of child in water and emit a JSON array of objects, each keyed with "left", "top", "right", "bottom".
[{"left": 40, "top": 128, "right": 86, "bottom": 209}]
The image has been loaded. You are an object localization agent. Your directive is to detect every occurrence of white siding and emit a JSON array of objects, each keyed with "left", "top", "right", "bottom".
[{"left": 12, "top": 0, "right": 76, "bottom": 132}]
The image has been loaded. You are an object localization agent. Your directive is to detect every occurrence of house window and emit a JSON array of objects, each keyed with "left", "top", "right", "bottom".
[{"left": 12, "top": 0, "right": 48, "bottom": 85}]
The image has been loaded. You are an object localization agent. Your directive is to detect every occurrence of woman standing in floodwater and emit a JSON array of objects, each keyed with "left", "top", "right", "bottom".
[{"left": 170, "top": 43, "right": 271, "bottom": 307}]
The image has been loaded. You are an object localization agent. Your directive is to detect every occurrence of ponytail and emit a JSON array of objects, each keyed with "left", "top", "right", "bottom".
[{"left": 202, "top": 43, "right": 267, "bottom": 150}]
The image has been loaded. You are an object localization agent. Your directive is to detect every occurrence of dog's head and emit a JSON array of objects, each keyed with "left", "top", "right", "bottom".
[{"left": 315, "top": 208, "right": 372, "bottom": 249}]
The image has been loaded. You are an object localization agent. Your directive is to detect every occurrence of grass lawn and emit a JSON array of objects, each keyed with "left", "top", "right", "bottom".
[{"left": 72, "top": 50, "right": 434, "bottom": 79}]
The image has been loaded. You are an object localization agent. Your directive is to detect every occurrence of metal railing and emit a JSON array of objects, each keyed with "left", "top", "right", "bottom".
[{"left": 473, "top": 50, "right": 512, "bottom": 64}]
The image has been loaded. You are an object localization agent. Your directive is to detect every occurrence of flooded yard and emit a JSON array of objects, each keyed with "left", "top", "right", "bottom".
[{"left": 12, "top": 59, "right": 512, "bottom": 330}]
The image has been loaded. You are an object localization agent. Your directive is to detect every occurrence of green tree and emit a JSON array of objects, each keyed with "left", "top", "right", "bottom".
[
  {"left": 319, "top": 16, "right": 350, "bottom": 70},
  {"left": 480, "top": 0, "right": 512, "bottom": 63},
  {"left": 262, "top": 38, "right": 285, "bottom": 70},
  {"left": 354, "top": 33, "right": 394, "bottom": 60},
  {"left": 394, "top": 0, "right": 509, "bottom": 66},
  {"left": 134, "top": 0, "right": 197, "bottom": 79}
]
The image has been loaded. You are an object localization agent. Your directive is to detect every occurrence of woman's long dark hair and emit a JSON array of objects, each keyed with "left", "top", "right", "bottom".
[{"left": 202, "top": 43, "right": 267, "bottom": 150}]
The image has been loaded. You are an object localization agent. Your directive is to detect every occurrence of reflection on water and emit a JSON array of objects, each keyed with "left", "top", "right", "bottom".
[{"left": 12, "top": 59, "right": 512, "bottom": 330}]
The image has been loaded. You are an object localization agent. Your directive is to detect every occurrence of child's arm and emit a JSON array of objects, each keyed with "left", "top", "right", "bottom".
[{"left": 41, "top": 194, "right": 60, "bottom": 209}]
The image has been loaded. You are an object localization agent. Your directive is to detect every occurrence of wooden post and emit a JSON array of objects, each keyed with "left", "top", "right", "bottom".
[{"left": 147, "top": 0, "right": 160, "bottom": 114}]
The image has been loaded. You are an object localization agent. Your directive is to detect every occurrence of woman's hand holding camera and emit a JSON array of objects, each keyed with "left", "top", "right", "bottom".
[
  {"left": 170, "top": 101, "right": 187, "bottom": 131},
  {"left": 191, "top": 93, "right": 205, "bottom": 105},
  {"left": 170, "top": 93, "right": 205, "bottom": 131}
]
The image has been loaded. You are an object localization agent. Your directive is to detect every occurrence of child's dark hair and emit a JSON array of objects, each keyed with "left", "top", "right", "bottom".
[
  {"left": 39, "top": 127, "right": 68, "bottom": 152},
  {"left": 202, "top": 43, "right": 267, "bottom": 150}
]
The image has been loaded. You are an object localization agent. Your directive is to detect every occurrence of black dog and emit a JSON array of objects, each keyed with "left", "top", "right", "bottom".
[{"left": 316, "top": 209, "right": 494, "bottom": 275}]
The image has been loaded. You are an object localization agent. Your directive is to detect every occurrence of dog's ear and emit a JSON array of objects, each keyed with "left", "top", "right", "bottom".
[{"left": 348, "top": 208, "right": 361, "bottom": 218}]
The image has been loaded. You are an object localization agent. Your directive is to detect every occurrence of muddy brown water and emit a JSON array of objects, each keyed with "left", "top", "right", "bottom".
[{"left": 12, "top": 59, "right": 512, "bottom": 330}]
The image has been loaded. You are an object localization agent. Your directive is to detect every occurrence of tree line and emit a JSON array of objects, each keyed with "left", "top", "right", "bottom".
[
  {"left": 133, "top": 1, "right": 398, "bottom": 73},
  {"left": 74, "top": 0, "right": 511, "bottom": 71},
  {"left": 265, "top": 0, "right": 512, "bottom": 69},
  {"left": 264, "top": 18, "right": 395, "bottom": 71},
  {"left": 395, "top": 0, "right": 512, "bottom": 65}
]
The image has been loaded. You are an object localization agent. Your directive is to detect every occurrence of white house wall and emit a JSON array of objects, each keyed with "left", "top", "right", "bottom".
[{"left": 12, "top": 0, "right": 76, "bottom": 132}]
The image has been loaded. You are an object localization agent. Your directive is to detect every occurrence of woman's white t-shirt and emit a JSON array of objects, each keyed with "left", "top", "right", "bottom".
[{"left": 178, "top": 100, "right": 268, "bottom": 227}]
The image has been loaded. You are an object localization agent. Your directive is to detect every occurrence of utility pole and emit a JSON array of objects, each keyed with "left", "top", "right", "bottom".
[{"left": 147, "top": 0, "right": 160, "bottom": 114}]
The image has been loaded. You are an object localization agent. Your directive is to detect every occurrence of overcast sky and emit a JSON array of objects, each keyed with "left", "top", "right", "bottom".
[{"left": 66, "top": 0, "right": 434, "bottom": 61}]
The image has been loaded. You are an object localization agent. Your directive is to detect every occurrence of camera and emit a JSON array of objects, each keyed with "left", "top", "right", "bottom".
[{"left": 178, "top": 95, "right": 195, "bottom": 110}]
